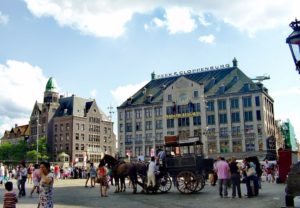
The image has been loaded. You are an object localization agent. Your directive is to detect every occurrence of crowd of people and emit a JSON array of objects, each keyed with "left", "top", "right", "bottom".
[
  {"left": 0, "top": 161, "right": 54, "bottom": 208},
  {"left": 211, "top": 156, "right": 278, "bottom": 199}
]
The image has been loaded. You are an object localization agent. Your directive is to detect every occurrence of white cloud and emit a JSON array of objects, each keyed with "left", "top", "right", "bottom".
[
  {"left": 198, "top": 14, "right": 210, "bottom": 26},
  {"left": 198, "top": 34, "right": 215, "bottom": 44},
  {"left": 0, "top": 11, "right": 9, "bottom": 25},
  {"left": 110, "top": 81, "right": 148, "bottom": 106},
  {"left": 164, "top": 7, "right": 197, "bottom": 34},
  {"left": 272, "top": 87, "right": 300, "bottom": 97},
  {"left": 24, "top": 0, "right": 300, "bottom": 38},
  {"left": 90, "top": 89, "right": 97, "bottom": 98},
  {"left": 0, "top": 60, "right": 48, "bottom": 136},
  {"left": 153, "top": 17, "right": 165, "bottom": 28}
]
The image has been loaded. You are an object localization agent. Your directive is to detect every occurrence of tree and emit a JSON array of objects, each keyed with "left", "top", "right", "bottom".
[{"left": 29, "top": 136, "right": 49, "bottom": 161}]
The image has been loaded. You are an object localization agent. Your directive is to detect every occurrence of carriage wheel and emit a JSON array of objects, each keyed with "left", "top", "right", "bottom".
[
  {"left": 195, "top": 174, "right": 205, "bottom": 192},
  {"left": 158, "top": 175, "right": 172, "bottom": 193},
  {"left": 176, "top": 171, "right": 198, "bottom": 194}
]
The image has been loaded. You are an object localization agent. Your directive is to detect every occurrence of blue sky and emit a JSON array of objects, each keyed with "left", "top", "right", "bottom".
[{"left": 0, "top": 0, "right": 299, "bottom": 139}]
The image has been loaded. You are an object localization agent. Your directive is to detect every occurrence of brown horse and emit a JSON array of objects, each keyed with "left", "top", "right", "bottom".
[{"left": 100, "top": 154, "right": 140, "bottom": 193}]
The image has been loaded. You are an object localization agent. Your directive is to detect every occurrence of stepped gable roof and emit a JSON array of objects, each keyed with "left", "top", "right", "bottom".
[{"left": 118, "top": 65, "right": 261, "bottom": 108}]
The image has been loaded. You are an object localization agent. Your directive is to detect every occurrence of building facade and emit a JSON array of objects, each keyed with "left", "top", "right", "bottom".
[
  {"left": 0, "top": 124, "right": 30, "bottom": 145},
  {"left": 29, "top": 77, "right": 116, "bottom": 163},
  {"left": 117, "top": 59, "right": 276, "bottom": 159},
  {"left": 280, "top": 119, "right": 298, "bottom": 151}
]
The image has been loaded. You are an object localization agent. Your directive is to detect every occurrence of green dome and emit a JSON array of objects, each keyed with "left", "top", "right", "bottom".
[{"left": 45, "top": 77, "right": 58, "bottom": 92}]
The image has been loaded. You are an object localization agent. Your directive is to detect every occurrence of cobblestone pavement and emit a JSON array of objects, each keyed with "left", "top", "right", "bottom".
[{"left": 0, "top": 179, "right": 286, "bottom": 208}]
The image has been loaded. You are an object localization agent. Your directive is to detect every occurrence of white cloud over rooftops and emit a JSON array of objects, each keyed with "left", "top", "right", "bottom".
[
  {"left": 0, "top": 60, "right": 48, "bottom": 136},
  {"left": 110, "top": 81, "right": 148, "bottom": 106}
]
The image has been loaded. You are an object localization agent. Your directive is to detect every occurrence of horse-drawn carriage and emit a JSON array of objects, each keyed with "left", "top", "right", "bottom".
[{"left": 99, "top": 136, "right": 213, "bottom": 194}]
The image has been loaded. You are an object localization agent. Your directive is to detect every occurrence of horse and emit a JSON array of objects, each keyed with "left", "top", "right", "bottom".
[{"left": 100, "top": 154, "right": 142, "bottom": 194}]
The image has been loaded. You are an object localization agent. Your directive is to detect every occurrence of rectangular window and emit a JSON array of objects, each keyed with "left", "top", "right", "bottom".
[
  {"left": 231, "top": 112, "right": 240, "bottom": 123},
  {"left": 244, "top": 111, "right": 253, "bottom": 122},
  {"left": 243, "top": 96, "right": 252, "bottom": 108},
  {"left": 256, "top": 110, "right": 261, "bottom": 121},
  {"left": 232, "top": 140, "right": 242, "bottom": 152},
  {"left": 75, "top": 143, "right": 79, "bottom": 150},
  {"left": 135, "top": 122, "right": 142, "bottom": 131},
  {"left": 135, "top": 109, "right": 142, "bottom": 119},
  {"left": 245, "top": 140, "right": 255, "bottom": 152},
  {"left": 194, "top": 103, "right": 201, "bottom": 112},
  {"left": 75, "top": 133, "right": 79, "bottom": 140},
  {"left": 66, "top": 133, "right": 69, "bottom": 141},
  {"left": 119, "top": 124, "right": 124, "bottom": 132},
  {"left": 193, "top": 90, "right": 199, "bottom": 98},
  {"left": 207, "top": 101, "right": 214, "bottom": 111},
  {"left": 232, "top": 126, "right": 241, "bottom": 136},
  {"left": 145, "top": 121, "right": 152, "bottom": 130},
  {"left": 255, "top": 96, "right": 260, "bottom": 107},
  {"left": 218, "top": 100, "right": 226, "bottom": 110},
  {"left": 167, "top": 119, "right": 174, "bottom": 128},
  {"left": 219, "top": 114, "right": 227, "bottom": 124},
  {"left": 145, "top": 108, "right": 152, "bottom": 118},
  {"left": 54, "top": 124, "right": 57, "bottom": 132},
  {"left": 154, "top": 107, "right": 162, "bottom": 117},
  {"left": 81, "top": 144, "right": 85, "bottom": 151},
  {"left": 257, "top": 124, "right": 262, "bottom": 135},
  {"left": 126, "top": 123, "right": 132, "bottom": 132},
  {"left": 119, "top": 112, "right": 123, "bottom": 120},
  {"left": 155, "top": 120, "right": 163, "bottom": 129},
  {"left": 125, "top": 111, "right": 132, "bottom": 120},
  {"left": 207, "top": 115, "right": 215, "bottom": 125},
  {"left": 219, "top": 127, "right": 228, "bottom": 137},
  {"left": 66, "top": 123, "right": 70, "bottom": 131},
  {"left": 193, "top": 116, "right": 201, "bottom": 126},
  {"left": 178, "top": 117, "right": 190, "bottom": 127},
  {"left": 81, "top": 124, "right": 84, "bottom": 131},
  {"left": 167, "top": 94, "right": 172, "bottom": 101},
  {"left": 76, "top": 123, "right": 80, "bottom": 131},
  {"left": 230, "top": 98, "right": 239, "bottom": 109},
  {"left": 220, "top": 141, "right": 229, "bottom": 153},
  {"left": 60, "top": 134, "right": 63, "bottom": 141},
  {"left": 81, "top": 134, "right": 84, "bottom": 141},
  {"left": 60, "top": 124, "right": 64, "bottom": 131}
]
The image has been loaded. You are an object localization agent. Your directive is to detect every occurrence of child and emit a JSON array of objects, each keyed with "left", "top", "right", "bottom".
[
  {"left": 97, "top": 163, "right": 108, "bottom": 197},
  {"left": 30, "top": 164, "right": 41, "bottom": 197},
  {"left": 3, "top": 181, "right": 18, "bottom": 208}
]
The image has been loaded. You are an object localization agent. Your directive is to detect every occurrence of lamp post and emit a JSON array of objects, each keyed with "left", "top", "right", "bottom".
[
  {"left": 286, "top": 18, "right": 300, "bottom": 74},
  {"left": 36, "top": 119, "right": 40, "bottom": 164}
]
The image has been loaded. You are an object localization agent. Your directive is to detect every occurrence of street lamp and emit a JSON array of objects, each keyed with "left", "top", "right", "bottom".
[{"left": 286, "top": 18, "right": 300, "bottom": 74}]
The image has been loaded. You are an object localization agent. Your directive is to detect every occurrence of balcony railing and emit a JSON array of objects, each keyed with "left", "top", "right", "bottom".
[{"left": 135, "top": 140, "right": 143, "bottom": 145}]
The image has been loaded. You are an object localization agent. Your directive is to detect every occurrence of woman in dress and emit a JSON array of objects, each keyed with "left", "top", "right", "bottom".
[{"left": 38, "top": 162, "right": 54, "bottom": 208}]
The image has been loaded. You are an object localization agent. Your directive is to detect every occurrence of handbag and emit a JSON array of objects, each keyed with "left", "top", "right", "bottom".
[{"left": 246, "top": 167, "right": 256, "bottom": 177}]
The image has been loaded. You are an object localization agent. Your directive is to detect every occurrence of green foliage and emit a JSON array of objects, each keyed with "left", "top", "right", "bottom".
[{"left": 0, "top": 136, "right": 49, "bottom": 163}]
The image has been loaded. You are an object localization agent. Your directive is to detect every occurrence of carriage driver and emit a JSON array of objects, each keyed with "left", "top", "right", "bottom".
[{"left": 147, "top": 156, "right": 159, "bottom": 188}]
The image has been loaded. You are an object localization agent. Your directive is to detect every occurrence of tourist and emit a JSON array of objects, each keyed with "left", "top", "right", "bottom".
[
  {"left": 27, "top": 164, "right": 34, "bottom": 184},
  {"left": 54, "top": 164, "right": 60, "bottom": 181},
  {"left": 229, "top": 157, "right": 242, "bottom": 198},
  {"left": 98, "top": 163, "right": 108, "bottom": 197},
  {"left": 30, "top": 164, "right": 41, "bottom": 197},
  {"left": 85, "top": 162, "right": 91, "bottom": 187},
  {"left": 89, "top": 163, "right": 97, "bottom": 187},
  {"left": 147, "top": 156, "right": 157, "bottom": 188},
  {"left": 19, "top": 161, "right": 27, "bottom": 197},
  {"left": 214, "top": 156, "right": 230, "bottom": 198},
  {"left": 38, "top": 161, "right": 54, "bottom": 208},
  {"left": 3, "top": 181, "right": 18, "bottom": 208}
]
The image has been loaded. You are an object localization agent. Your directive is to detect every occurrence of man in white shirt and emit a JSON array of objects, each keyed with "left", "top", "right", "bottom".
[{"left": 147, "top": 157, "right": 157, "bottom": 188}]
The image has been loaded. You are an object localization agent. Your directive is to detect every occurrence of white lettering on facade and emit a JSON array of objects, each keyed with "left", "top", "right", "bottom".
[{"left": 156, "top": 63, "right": 230, "bottom": 79}]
